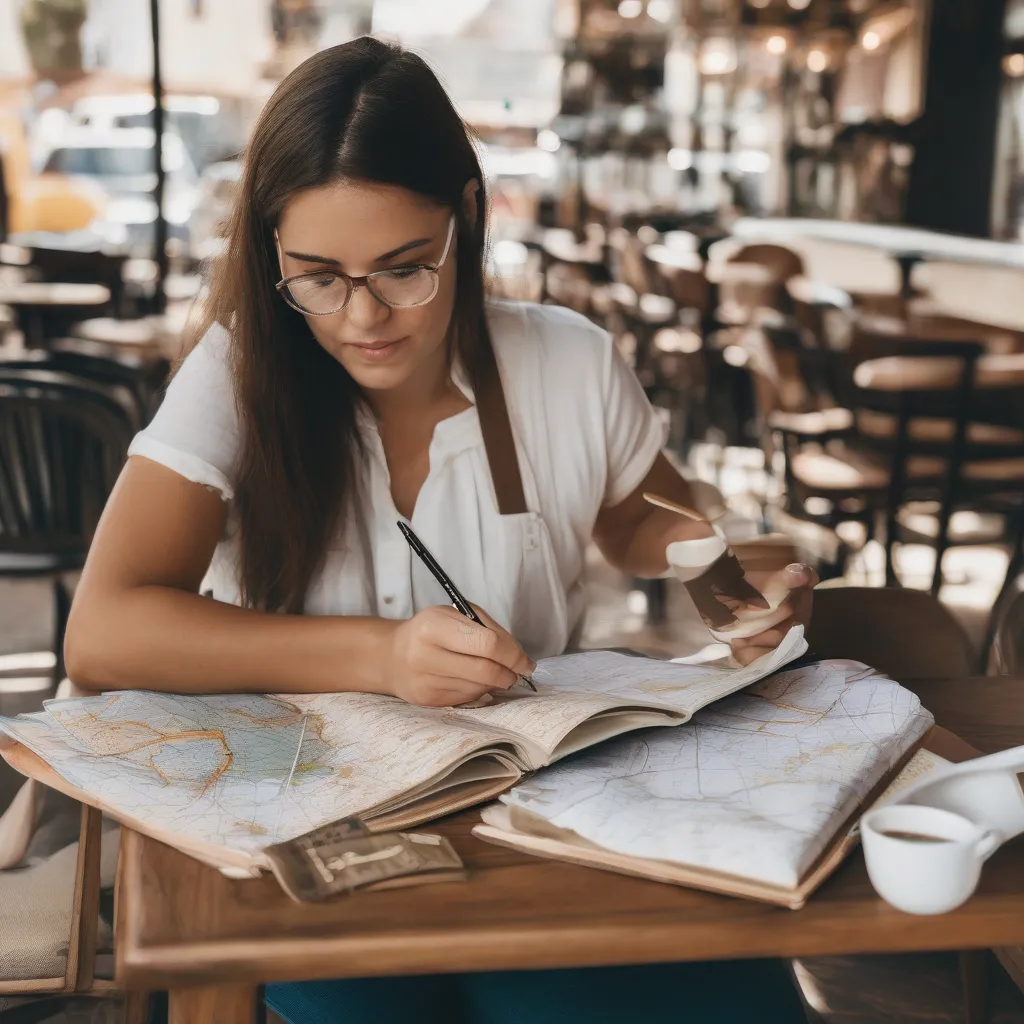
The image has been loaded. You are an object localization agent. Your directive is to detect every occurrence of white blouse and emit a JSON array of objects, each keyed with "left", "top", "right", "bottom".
[{"left": 128, "top": 300, "right": 664, "bottom": 659}]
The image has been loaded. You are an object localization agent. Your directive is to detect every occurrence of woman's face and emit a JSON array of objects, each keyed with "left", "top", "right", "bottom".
[{"left": 275, "top": 182, "right": 458, "bottom": 396}]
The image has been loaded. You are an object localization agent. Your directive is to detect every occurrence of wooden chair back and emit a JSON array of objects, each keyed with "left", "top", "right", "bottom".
[
  {"left": 608, "top": 230, "right": 656, "bottom": 298},
  {"left": 807, "top": 586, "right": 973, "bottom": 680},
  {"left": 0, "top": 369, "right": 137, "bottom": 559},
  {"left": 728, "top": 243, "right": 806, "bottom": 284},
  {"left": 659, "top": 264, "right": 711, "bottom": 315}
]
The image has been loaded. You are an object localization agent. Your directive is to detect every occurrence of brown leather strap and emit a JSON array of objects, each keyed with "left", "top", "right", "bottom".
[{"left": 473, "top": 330, "right": 528, "bottom": 516}]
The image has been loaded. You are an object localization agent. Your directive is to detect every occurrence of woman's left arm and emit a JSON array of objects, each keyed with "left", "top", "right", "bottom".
[{"left": 593, "top": 453, "right": 816, "bottom": 664}]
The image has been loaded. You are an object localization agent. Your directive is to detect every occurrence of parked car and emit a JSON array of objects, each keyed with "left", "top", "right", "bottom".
[
  {"left": 38, "top": 127, "right": 200, "bottom": 256},
  {"left": 1, "top": 107, "right": 104, "bottom": 237},
  {"left": 71, "top": 93, "right": 226, "bottom": 171}
]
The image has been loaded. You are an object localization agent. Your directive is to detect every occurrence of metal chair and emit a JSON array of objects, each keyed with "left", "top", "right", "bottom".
[
  {"left": 48, "top": 337, "right": 169, "bottom": 426},
  {"left": 0, "top": 368, "right": 138, "bottom": 687},
  {"left": 0, "top": 372, "right": 137, "bottom": 1012}
]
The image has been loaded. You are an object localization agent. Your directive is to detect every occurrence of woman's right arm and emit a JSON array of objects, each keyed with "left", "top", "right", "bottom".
[{"left": 64, "top": 456, "right": 533, "bottom": 705}]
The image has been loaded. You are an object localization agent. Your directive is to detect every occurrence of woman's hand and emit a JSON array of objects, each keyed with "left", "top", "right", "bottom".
[
  {"left": 728, "top": 564, "right": 818, "bottom": 667},
  {"left": 385, "top": 605, "right": 536, "bottom": 707}
]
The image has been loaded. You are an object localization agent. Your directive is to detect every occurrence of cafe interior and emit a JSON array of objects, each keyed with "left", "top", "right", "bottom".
[{"left": 1, "top": 0, "right": 1024, "bottom": 1021}]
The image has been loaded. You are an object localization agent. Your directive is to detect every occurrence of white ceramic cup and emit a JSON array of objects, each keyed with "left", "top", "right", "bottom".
[{"left": 861, "top": 804, "right": 1001, "bottom": 915}]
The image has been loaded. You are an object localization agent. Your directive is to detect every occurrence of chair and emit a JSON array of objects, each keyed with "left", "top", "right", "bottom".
[
  {"left": 774, "top": 338, "right": 1024, "bottom": 595},
  {"left": 0, "top": 369, "right": 138, "bottom": 688},
  {"left": 0, "top": 342, "right": 161, "bottom": 427},
  {"left": 0, "top": 680, "right": 126, "bottom": 1010},
  {"left": 984, "top": 556, "right": 1024, "bottom": 675},
  {"left": 0, "top": 368, "right": 136, "bottom": 1009},
  {"left": 806, "top": 585, "right": 973, "bottom": 680},
  {"left": 716, "top": 243, "right": 806, "bottom": 325},
  {"left": 735, "top": 322, "right": 856, "bottom": 575},
  {"left": 728, "top": 243, "right": 806, "bottom": 285},
  {"left": 28, "top": 247, "right": 127, "bottom": 317},
  {"left": 49, "top": 336, "right": 169, "bottom": 425},
  {"left": 851, "top": 344, "right": 1024, "bottom": 598}
]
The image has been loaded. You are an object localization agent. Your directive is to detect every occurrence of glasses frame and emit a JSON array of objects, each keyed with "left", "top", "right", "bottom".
[{"left": 275, "top": 214, "right": 457, "bottom": 316}]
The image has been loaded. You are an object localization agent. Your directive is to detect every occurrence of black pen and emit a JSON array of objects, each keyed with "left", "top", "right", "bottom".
[{"left": 396, "top": 521, "right": 537, "bottom": 691}]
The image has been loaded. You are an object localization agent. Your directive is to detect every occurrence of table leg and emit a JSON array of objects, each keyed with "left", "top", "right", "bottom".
[
  {"left": 959, "top": 950, "right": 990, "bottom": 1024},
  {"left": 24, "top": 308, "right": 44, "bottom": 348},
  {"left": 122, "top": 990, "right": 151, "bottom": 1024},
  {"left": 168, "top": 983, "right": 260, "bottom": 1024}
]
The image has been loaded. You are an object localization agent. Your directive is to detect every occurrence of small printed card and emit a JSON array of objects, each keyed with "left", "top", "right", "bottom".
[{"left": 264, "top": 817, "right": 466, "bottom": 902}]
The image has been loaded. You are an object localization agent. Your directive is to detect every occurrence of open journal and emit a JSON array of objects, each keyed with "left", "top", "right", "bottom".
[
  {"left": 474, "top": 659, "right": 935, "bottom": 908},
  {"left": 0, "top": 628, "right": 806, "bottom": 875}
]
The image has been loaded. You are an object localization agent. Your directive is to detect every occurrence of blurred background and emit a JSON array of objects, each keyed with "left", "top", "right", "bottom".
[
  {"left": 3, "top": 3, "right": 1024, "bottom": 1021},
  {"left": 1, "top": 0, "right": 1024, "bottom": 683}
]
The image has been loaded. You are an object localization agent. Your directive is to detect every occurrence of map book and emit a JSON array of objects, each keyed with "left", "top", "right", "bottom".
[
  {"left": 0, "top": 629, "right": 806, "bottom": 875},
  {"left": 474, "top": 659, "right": 935, "bottom": 907}
]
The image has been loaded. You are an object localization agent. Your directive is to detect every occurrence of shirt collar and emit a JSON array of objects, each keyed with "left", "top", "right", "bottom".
[{"left": 356, "top": 358, "right": 481, "bottom": 457}]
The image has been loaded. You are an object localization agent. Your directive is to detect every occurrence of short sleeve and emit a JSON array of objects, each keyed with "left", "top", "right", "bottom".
[
  {"left": 127, "top": 323, "right": 239, "bottom": 500},
  {"left": 601, "top": 336, "right": 665, "bottom": 506}
]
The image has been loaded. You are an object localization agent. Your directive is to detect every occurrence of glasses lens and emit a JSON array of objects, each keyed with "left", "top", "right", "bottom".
[
  {"left": 285, "top": 273, "right": 350, "bottom": 314},
  {"left": 370, "top": 267, "right": 438, "bottom": 307}
]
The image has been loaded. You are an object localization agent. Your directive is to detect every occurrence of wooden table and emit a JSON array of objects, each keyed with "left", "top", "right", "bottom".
[
  {"left": 903, "top": 676, "right": 1024, "bottom": 756},
  {"left": 855, "top": 308, "right": 1024, "bottom": 356},
  {"left": 0, "top": 282, "right": 111, "bottom": 346},
  {"left": 729, "top": 218, "right": 1024, "bottom": 271},
  {"left": 114, "top": 676, "right": 1024, "bottom": 1022}
]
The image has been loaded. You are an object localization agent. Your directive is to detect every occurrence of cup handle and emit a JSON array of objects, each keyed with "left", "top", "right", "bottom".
[{"left": 977, "top": 831, "right": 1002, "bottom": 860}]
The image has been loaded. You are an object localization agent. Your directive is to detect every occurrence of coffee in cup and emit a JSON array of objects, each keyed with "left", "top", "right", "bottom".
[{"left": 861, "top": 804, "right": 1001, "bottom": 915}]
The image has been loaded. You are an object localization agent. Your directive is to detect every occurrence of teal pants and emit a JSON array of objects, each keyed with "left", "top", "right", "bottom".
[{"left": 265, "top": 959, "right": 805, "bottom": 1023}]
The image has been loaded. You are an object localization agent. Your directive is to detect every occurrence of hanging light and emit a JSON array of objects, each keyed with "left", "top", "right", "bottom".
[
  {"left": 698, "top": 37, "right": 738, "bottom": 75},
  {"left": 807, "top": 48, "right": 828, "bottom": 72},
  {"left": 1005, "top": 53, "right": 1024, "bottom": 77},
  {"left": 647, "top": 0, "right": 674, "bottom": 22},
  {"left": 787, "top": 0, "right": 811, "bottom": 9},
  {"left": 536, "top": 129, "right": 561, "bottom": 152},
  {"left": 735, "top": 150, "right": 770, "bottom": 173},
  {"left": 749, "top": 0, "right": 771, "bottom": 7},
  {"left": 862, "top": 29, "right": 881, "bottom": 50},
  {"left": 766, "top": 34, "right": 787, "bottom": 55},
  {"left": 667, "top": 147, "right": 694, "bottom": 170},
  {"left": 618, "top": 0, "right": 643, "bottom": 17}
]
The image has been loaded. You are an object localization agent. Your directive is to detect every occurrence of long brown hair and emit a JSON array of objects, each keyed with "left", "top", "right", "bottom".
[{"left": 187, "top": 38, "right": 490, "bottom": 613}]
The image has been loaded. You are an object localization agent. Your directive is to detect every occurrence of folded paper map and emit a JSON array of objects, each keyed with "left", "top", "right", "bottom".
[
  {"left": 0, "top": 628, "right": 806, "bottom": 875},
  {"left": 474, "top": 660, "right": 934, "bottom": 907}
]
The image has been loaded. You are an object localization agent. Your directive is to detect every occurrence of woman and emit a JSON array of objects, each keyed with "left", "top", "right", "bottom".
[{"left": 65, "top": 37, "right": 814, "bottom": 1024}]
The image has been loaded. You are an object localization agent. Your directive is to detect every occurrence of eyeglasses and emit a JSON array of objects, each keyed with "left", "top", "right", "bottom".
[{"left": 275, "top": 215, "right": 456, "bottom": 316}]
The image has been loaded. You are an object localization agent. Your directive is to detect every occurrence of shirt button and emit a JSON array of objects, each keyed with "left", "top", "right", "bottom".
[{"left": 383, "top": 595, "right": 394, "bottom": 605}]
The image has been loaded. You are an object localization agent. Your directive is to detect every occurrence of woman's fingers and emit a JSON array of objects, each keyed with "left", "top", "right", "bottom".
[
  {"left": 418, "top": 677, "right": 497, "bottom": 707},
  {"left": 731, "top": 622, "right": 793, "bottom": 665},
  {"left": 736, "top": 563, "right": 817, "bottom": 627},
  {"left": 430, "top": 605, "right": 536, "bottom": 676},
  {"left": 728, "top": 564, "right": 818, "bottom": 666},
  {"left": 732, "top": 643, "right": 775, "bottom": 667},
  {"left": 421, "top": 648, "right": 519, "bottom": 691},
  {"left": 776, "top": 564, "right": 818, "bottom": 629}
]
